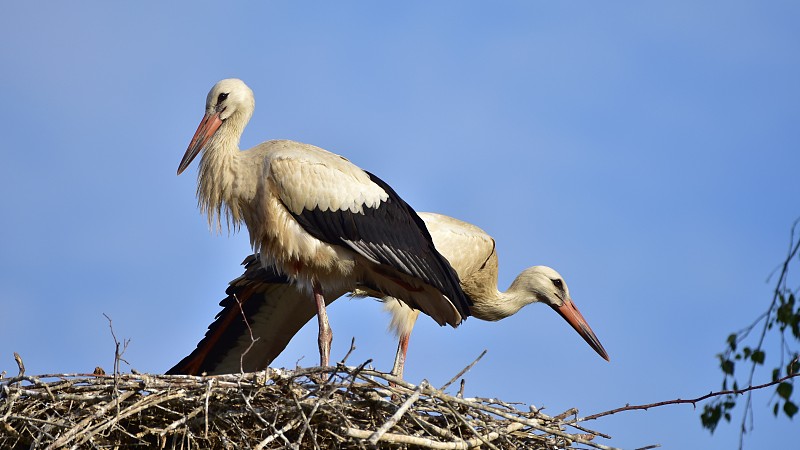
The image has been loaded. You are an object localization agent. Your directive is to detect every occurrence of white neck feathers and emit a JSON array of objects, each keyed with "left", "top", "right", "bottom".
[{"left": 197, "top": 122, "right": 246, "bottom": 232}]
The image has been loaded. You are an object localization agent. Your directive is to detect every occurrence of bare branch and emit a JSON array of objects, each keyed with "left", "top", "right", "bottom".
[
  {"left": 581, "top": 370, "right": 800, "bottom": 422},
  {"left": 440, "top": 350, "right": 487, "bottom": 391},
  {"left": 339, "top": 337, "right": 357, "bottom": 365},
  {"left": 368, "top": 380, "right": 426, "bottom": 445},
  {"left": 13, "top": 353, "right": 24, "bottom": 377},
  {"left": 232, "top": 293, "right": 259, "bottom": 374}
]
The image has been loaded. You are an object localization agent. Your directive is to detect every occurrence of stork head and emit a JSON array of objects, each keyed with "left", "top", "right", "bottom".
[
  {"left": 177, "top": 78, "right": 255, "bottom": 175},
  {"left": 511, "top": 266, "right": 610, "bottom": 361}
]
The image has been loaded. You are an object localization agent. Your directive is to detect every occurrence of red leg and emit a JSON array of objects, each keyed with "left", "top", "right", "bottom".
[
  {"left": 391, "top": 332, "right": 410, "bottom": 380},
  {"left": 313, "top": 280, "right": 332, "bottom": 367}
]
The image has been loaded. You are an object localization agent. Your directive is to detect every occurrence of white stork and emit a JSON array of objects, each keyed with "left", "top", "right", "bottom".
[
  {"left": 176, "top": 78, "right": 471, "bottom": 367},
  {"left": 380, "top": 212, "right": 609, "bottom": 379},
  {"left": 167, "top": 213, "right": 609, "bottom": 376}
]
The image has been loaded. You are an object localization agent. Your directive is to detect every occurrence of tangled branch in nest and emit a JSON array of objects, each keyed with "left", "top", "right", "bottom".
[{"left": 0, "top": 363, "right": 617, "bottom": 449}]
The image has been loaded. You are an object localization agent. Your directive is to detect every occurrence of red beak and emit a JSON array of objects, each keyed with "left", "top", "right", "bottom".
[
  {"left": 177, "top": 112, "right": 223, "bottom": 175},
  {"left": 554, "top": 299, "right": 610, "bottom": 361}
]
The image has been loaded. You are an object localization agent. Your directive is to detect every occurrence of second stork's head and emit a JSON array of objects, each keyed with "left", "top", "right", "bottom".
[{"left": 510, "top": 266, "right": 610, "bottom": 361}]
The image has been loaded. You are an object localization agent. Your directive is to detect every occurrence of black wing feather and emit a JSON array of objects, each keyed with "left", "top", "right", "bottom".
[
  {"left": 288, "top": 170, "right": 471, "bottom": 319},
  {"left": 166, "top": 256, "right": 291, "bottom": 375}
]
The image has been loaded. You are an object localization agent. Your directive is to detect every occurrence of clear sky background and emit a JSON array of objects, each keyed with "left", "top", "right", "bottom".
[{"left": 2, "top": 2, "right": 798, "bottom": 448}]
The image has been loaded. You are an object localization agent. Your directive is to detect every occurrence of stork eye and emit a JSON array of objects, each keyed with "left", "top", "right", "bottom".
[
  {"left": 552, "top": 279, "right": 563, "bottom": 290},
  {"left": 217, "top": 92, "right": 229, "bottom": 103}
]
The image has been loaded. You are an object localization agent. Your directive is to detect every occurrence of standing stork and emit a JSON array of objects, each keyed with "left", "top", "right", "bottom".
[
  {"left": 167, "top": 213, "right": 609, "bottom": 376},
  {"left": 176, "top": 78, "right": 470, "bottom": 367}
]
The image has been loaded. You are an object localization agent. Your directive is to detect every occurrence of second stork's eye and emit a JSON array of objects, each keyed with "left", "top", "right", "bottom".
[
  {"left": 217, "top": 92, "right": 229, "bottom": 103},
  {"left": 552, "top": 278, "right": 564, "bottom": 290}
]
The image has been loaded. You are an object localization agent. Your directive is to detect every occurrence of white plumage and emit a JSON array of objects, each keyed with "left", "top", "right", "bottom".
[
  {"left": 176, "top": 79, "right": 470, "bottom": 367},
  {"left": 168, "top": 213, "right": 609, "bottom": 376},
  {"left": 382, "top": 213, "right": 610, "bottom": 378}
]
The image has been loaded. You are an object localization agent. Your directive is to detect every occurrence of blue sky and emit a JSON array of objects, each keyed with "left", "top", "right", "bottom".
[{"left": 2, "top": 2, "right": 799, "bottom": 448}]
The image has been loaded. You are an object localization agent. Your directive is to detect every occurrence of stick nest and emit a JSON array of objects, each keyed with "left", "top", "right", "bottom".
[{"left": 1, "top": 363, "right": 615, "bottom": 449}]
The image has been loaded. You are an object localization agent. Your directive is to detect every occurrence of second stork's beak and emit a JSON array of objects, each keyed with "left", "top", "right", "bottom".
[
  {"left": 554, "top": 299, "right": 610, "bottom": 361},
  {"left": 177, "top": 113, "right": 223, "bottom": 175}
]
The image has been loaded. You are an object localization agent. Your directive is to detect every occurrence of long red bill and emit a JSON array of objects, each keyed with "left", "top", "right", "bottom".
[
  {"left": 554, "top": 299, "right": 610, "bottom": 361},
  {"left": 177, "top": 113, "right": 223, "bottom": 175}
]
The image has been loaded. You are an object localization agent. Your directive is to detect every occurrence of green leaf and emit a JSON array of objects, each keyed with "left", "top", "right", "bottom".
[
  {"left": 752, "top": 350, "right": 765, "bottom": 365},
  {"left": 778, "top": 301, "right": 793, "bottom": 325},
  {"left": 784, "top": 401, "right": 798, "bottom": 419},
  {"left": 701, "top": 404, "right": 722, "bottom": 433},
  {"left": 727, "top": 333, "right": 737, "bottom": 351},
  {"left": 722, "top": 359, "right": 735, "bottom": 376},
  {"left": 777, "top": 382, "right": 793, "bottom": 400},
  {"left": 774, "top": 402, "right": 780, "bottom": 417},
  {"left": 773, "top": 368, "right": 781, "bottom": 382}
]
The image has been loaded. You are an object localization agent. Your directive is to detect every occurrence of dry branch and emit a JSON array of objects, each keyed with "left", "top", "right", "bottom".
[
  {"left": 580, "top": 369, "right": 800, "bottom": 422},
  {"left": 0, "top": 363, "right": 617, "bottom": 449}
]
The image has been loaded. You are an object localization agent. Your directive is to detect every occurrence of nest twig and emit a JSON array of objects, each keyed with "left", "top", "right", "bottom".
[{"left": 0, "top": 363, "right": 617, "bottom": 449}]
